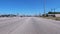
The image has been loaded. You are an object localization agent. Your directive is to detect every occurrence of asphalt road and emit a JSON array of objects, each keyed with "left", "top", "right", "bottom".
[{"left": 0, "top": 17, "right": 60, "bottom": 34}]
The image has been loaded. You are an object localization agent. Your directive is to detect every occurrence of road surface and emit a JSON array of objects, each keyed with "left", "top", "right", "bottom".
[{"left": 0, "top": 17, "right": 60, "bottom": 34}]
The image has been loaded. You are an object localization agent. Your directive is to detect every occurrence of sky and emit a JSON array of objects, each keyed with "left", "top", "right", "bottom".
[{"left": 0, "top": 0, "right": 60, "bottom": 15}]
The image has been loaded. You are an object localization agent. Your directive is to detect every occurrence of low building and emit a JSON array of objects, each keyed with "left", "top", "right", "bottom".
[
  {"left": 48, "top": 14, "right": 60, "bottom": 17},
  {"left": 55, "top": 14, "right": 60, "bottom": 17}
]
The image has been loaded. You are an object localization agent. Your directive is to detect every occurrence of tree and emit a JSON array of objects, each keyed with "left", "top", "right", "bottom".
[{"left": 48, "top": 12, "right": 60, "bottom": 14}]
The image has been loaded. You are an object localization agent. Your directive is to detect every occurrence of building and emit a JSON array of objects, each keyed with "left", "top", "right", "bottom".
[{"left": 48, "top": 14, "right": 60, "bottom": 17}]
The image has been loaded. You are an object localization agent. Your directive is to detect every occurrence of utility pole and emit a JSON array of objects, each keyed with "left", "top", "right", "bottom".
[
  {"left": 44, "top": 0, "right": 46, "bottom": 16},
  {"left": 54, "top": 8, "right": 55, "bottom": 13},
  {"left": 51, "top": 9, "right": 53, "bottom": 12},
  {"left": 17, "top": 13, "right": 19, "bottom": 17},
  {"left": 54, "top": 8, "right": 55, "bottom": 17}
]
